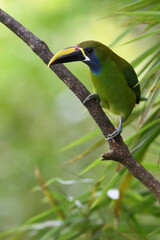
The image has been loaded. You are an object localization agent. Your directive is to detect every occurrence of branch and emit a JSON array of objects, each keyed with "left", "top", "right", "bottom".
[{"left": 0, "top": 9, "right": 160, "bottom": 201}]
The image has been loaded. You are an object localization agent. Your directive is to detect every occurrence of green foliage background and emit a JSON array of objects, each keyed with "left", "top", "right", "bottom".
[{"left": 0, "top": 0, "right": 160, "bottom": 239}]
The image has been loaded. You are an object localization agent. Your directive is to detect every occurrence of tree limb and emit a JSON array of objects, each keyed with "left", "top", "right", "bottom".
[{"left": 0, "top": 9, "right": 160, "bottom": 201}]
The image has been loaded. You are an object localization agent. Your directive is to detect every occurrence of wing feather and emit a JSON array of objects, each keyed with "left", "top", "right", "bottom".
[{"left": 123, "top": 67, "right": 141, "bottom": 104}]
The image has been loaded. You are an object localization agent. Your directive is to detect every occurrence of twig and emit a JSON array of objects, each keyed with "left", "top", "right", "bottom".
[{"left": 0, "top": 8, "right": 160, "bottom": 201}]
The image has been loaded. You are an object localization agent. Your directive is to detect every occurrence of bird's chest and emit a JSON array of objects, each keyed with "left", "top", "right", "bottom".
[
  {"left": 90, "top": 72, "right": 123, "bottom": 106},
  {"left": 90, "top": 71, "right": 136, "bottom": 120}
]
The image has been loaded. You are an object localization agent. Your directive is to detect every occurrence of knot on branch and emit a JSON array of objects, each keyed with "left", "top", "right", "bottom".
[
  {"left": 101, "top": 150, "right": 120, "bottom": 162},
  {"left": 101, "top": 145, "right": 131, "bottom": 163}
]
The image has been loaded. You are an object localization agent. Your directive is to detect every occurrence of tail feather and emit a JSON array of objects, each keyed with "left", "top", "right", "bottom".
[{"left": 140, "top": 96, "right": 147, "bottom": 101}]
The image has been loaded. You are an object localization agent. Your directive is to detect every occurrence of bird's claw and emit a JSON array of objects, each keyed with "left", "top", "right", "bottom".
[
  {"left": 83, "top": 93, "right": 100, "bottom": 105},
  {"left": 105, "top": 127, "right": 122, "bottom": 141}
]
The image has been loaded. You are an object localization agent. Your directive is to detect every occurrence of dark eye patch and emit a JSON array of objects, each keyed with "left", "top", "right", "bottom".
[{"left": 86, "top": 48, "right": 93, "bottom": 54}]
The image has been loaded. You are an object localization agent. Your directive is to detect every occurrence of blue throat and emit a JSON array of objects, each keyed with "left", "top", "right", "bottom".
[{"left": 83, "top": 53, "right": 101, "bottom": 74}]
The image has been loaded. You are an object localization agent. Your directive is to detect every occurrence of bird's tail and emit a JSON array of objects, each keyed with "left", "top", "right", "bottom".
[{"left": 140, "top": 96, "right": 147, "bottom": 101}]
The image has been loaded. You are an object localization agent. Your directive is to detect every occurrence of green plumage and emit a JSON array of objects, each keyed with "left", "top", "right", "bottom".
[
  {"left": 48, "top": 40, "right": 144, "bottom": 139},
  {"left": 78, "top": 41, "right": 141, "bottom": 121}
]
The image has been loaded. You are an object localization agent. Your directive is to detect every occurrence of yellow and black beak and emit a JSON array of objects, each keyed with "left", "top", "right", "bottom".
[{"left": 48, "top": 46, "right": 89, "bottom": 67}]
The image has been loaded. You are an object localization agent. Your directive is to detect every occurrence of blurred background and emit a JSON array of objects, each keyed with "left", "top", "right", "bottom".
[{"left": 0, "top": 0, "right": 159, "bottom": 233}]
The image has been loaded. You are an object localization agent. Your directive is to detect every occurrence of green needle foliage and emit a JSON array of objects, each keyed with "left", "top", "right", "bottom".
[{"left": 1, "top": 0, "right": 160, "bottom": 239}]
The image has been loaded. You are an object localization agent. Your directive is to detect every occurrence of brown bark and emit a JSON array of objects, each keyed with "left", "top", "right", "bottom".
[{"left": 0, "top": 9, "right": 160, "bottom": 201}]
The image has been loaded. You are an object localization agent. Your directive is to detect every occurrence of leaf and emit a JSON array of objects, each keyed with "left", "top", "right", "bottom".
[
  {"left": 60, "top": 129, "right": 100, "bottom": 152},
  {"left": 125, "top": 118, "right": 160, "bottom": 145},
  {"left": 45, "top": 177, "right": 94, "bottom": 187},
  {"left": 109, "top": 22, "right": 136, "bottom": 48},
  {"left": 78, "top": 158, "right": 101, "bottom": 175},
  {"left": 67, "top": 138, "right": 105, "bottom": 164},
  {"left": 132, "top": 42, "right": 160, "bottom": 67},
  {"left": 121, "top": 30, "right": 160, "bottom": 45},
  {"left": 91, "top": 168, "right": 126, "bottom": 209},
  {"left": 118, "top": 10, "right": 160, "bottom": 17}
]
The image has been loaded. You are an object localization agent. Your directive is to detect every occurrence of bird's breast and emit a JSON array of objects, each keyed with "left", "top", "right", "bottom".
[{"left": 90, "top": 70, "right": 136, "bottom": 121}]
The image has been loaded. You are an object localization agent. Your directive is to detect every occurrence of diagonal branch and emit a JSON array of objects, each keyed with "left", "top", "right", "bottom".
[{"left": 0, "top": 8, "right": 160, "bottom": 201}]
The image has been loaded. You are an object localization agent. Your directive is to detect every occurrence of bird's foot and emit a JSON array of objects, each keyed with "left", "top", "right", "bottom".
[
  {"left": 105, "top": 127, "right": 122, "bottom": 141},
  {"left": 105, "top": 116, "right": 123, "bottom": 141},
  {"left": 83, "top": 93, "right": 100, "bottom": 105}
]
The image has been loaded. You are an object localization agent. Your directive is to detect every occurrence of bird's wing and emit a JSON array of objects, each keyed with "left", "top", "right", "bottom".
[{"left": 123, "top": 66, "right": 141, "bottom": 104}]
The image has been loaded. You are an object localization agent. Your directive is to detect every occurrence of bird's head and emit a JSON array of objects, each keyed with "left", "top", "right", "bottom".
[{"left": 48, "top": 41, "right": 107, "bottom": 74}]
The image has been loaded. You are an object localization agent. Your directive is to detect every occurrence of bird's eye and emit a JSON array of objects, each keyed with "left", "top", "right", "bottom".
[{"left": 86, "top": 48, "right": 93, "bottom": 54}]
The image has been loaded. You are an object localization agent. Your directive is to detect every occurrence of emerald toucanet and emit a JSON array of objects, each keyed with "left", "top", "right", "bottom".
[{"left": 48, "top": 40, "right": 144, "bottom": 140}]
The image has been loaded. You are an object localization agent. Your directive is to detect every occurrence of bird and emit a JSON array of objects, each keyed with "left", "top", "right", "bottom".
[{"left": 48, "top": 40, "right": 145, "bottom": 140}]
